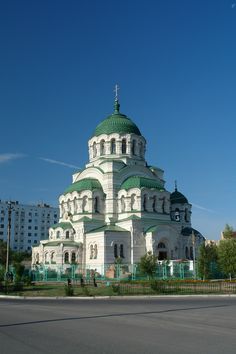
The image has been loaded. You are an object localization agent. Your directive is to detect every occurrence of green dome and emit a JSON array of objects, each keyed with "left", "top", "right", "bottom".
[
  {"left": 170, "top": 189, "right": 188, "bottom": 204},
  {"left": 120, "top": 176, "right": 164, "bottom": 191},
  {"left": 93, "top": 100, "right": 142, "bottom": 137},
  {"left": 64, "top": 178, "right": 103, "bottom": 195}
]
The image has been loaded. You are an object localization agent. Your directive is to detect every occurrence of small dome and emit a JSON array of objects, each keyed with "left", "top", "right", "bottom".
[
  {"left": 93, "top": 100, "right": 142, "bottom": 137},
  {"left": 64, "top": 178, "right": 103, "bottom": 195},
  {"left": 170, "top": 189, "right": 188, "bottom": 204}
]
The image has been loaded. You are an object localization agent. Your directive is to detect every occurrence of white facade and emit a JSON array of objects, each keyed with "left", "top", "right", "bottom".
[
  {"left": 0, "top": 201, "right": 59, "bottom": 252},
  {"left": 32, "top": 98, "right": 205, "bottom": 274}
]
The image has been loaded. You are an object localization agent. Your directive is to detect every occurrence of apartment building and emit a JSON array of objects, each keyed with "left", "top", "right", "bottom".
[{"left": 0, "top": 200, "right": 59, "bottom": 252}]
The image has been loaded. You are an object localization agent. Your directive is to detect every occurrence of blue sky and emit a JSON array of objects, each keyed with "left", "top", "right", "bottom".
[{"left": 0, "top": 0, "right": 235, "bottom": 240}]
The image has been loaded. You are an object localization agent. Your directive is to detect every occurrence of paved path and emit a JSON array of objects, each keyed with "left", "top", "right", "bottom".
[{"left": 0, "top": 297, "right": 236, "bottom": 354}]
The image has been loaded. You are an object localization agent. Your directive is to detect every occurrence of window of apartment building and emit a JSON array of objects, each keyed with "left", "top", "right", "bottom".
[
  {"left": 28, "top": 212, "right": 32, "bottom": 216},
  {"left": 28, "top": 233, "right": 32, "bottom": 237},
  {"left": 1, "top": 210, "right": 4, "bottom": 215},
  {"left": 28, "top": 240, "right": 31, "bottom": 243},
  {"left": 28, "top": 219, "right": 32, "bottom": 223},
  {"left": 54, "top": 214, "right": 57, "bottom": 218},
  {"left": 28, "top": 226, "right": 32, "bottom": 230},
  {"left": 0, "top": 217, "right": 4, "bottom": 222},
  {"left": 0, "top": 231, "right": 3, "bottom": 236},
  {"left": 34, "top": 226, "right": 38, "bottom": 230},
  {"left": 34, "top": 240, "right": 37, "bottom": 244},
  {"left": 35, "top": 213, "right": 38, "bottom": 217},
  {"left": 34, "top": 233, "right": 37, "bottom": 237}
]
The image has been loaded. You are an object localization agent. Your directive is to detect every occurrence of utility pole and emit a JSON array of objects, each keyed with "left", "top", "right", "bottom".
[
  {"left": 192, "top": 230, "right": 196, "bottom": 279},
  {"left": 5, "top": 201, "right": 13, "bottom": 278}
]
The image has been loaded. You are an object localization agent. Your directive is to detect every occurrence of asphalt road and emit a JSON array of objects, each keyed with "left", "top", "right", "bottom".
[{"left": 0, "top": 296, "right": 236, "bottom": 354}]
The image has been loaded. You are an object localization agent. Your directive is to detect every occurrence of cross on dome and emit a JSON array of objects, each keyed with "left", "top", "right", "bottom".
[
  {"left": 113, "top": 84, "right": 120, "bottom": 114},
  {"left": 114, "top": 84, "right": 120, "bottom": 101}
]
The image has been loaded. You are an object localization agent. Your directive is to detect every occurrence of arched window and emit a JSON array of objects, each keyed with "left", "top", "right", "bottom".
[
  {"left": 111, "top": 139, "right": 116, "bottom": 154},
  {"left": 66, "top": 231, "right": 70, "bottom": 239},
  {"left": 64, "top": 252, "right": 69, "bottom": 263},
  {"left": 114, "top": 244, "right": 118, "bottom": 258},
  {"left": 175, "top": 208, "right": 180, "bottom": 221},
  {"left": 51, "top": 252, "right": 55, "bottom": 263},
  {"left": 185, "top": 208, "right": 188, "bottom": 222},
  {"left": 45, "top": 253, "right": 49, "bottom": 263},
  {"left": 56, "top": 231, "right": 60, "bottom": 239},
  {"left": 152, "top": 196, "right": 157, "bottom": 212},
  {"left": 74, "top": 198, "right": 77, "bottom": 213},
  {"left": 190, "top": 247, "right": 193, "bottom": 260},
  {"left": 93, "top": 142, "right": 97, "bottom": 158},
  {"left": 82, "top": 196, "right": 88, "bottom": 212},
  {"left": 131, "top": 140, "right": 136, "bottom": 155},
  {"left": 121, "top": 196, "right": 126, "bottom": 212},
  {"left": 94, "top": 244, "right": 98, "bottom": 259},
  {"left": 121, "top": 138, "right": 127, "bottom": 154},
  {"left": 120, "top": 244, "right": 124, "bottom": 258},
  {"left": 100, "top": 140, "right": 105, "bottom": 155},
  {"left": 139, "top": 141, "right": 143, "bottom": 157},
  {"left": 90, "top": 245, "right": 93, "bottom": 259},
  {"left": 131, "top": 194, "right": 136, "bottom": 211},
  {"left": 185, "top": 246, "right": 189, "bottom": 259},
  {"left": 94, "top": 197, "right": 99, "bottom": 213},
  {"left": 143, "top": 194, "right": 147, "bottom": 211},
  {"left": 71, "top": 252, "right": 76, "bottom": 263},
  {"left": 36, "top": 253, "right": 39, "bottom": 264}
]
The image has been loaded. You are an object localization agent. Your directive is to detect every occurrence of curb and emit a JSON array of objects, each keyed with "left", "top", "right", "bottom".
[{"left": 1, "top": 294, "right": 236, "bottom": 300}]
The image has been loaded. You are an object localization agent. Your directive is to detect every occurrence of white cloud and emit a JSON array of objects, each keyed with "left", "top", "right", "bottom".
[
  {"left": 232, "top": 3, "right": 236, "bottom": 9},
  {"left": 40, "top": 157, "right": 80, "bottom": 169},
  {"left": 0, "top": 153, "right": 26, "bottom": 164},
  {"left": 192, "top": 203, "right": 216, "bottom": 214}
]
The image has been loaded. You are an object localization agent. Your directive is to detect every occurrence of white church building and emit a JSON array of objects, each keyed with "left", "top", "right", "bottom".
[{"left": 32, "top": 94, "right": 204, "bottom": 275}]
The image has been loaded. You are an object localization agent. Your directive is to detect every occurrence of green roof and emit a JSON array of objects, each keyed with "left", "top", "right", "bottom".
[
  {"left": 93, "top": 100, "right": 141, "bottom": 137},
  {"left": 64, "top": 178, "right": 103, "bottom": 195},
  {"left": 87, "top": 224, "right": 128, "bottom": 233},
  {"left": 51, "top": 222, "right": 73, "bottom": 230},
  {"left": 43, "top": 241, "right": 81, "bottom": 247},
  {"left": 145, "top": 225, "right": 159, "bottom": 233},
  {"left": 170, "top": 189, "right": 188, "bottom": 204},
  {"left": 120, "top": 176, "right": 164, "bottom": 191}
]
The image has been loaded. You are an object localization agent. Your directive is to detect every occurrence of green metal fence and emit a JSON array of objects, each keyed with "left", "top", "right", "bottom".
[{"left": 29, "top": 261, "right": 198, "bottom": 282}]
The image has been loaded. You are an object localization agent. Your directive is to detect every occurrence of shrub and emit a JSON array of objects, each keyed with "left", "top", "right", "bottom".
[{"left": 64, "top": 285, "right": 74, "bottom": 296}]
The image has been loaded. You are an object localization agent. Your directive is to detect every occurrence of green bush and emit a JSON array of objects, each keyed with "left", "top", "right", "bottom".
[
  {"left": 112, "top": 284, "right": 120, "bottom": 294},
  {"left": 64, "top": 285, "right": 74, "bottom": 296}
]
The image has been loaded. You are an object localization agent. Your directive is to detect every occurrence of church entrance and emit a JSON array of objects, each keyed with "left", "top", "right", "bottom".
[
  {"left": 158, "top": 251, "right": 167, "bottom": 260},
  {"left": 156, "top": 242, "right": 168, "bottom": 260}
]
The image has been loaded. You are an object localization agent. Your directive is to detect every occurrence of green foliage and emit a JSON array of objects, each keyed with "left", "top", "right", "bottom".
[
  {"left": 112, "top": 283, "right": 120, "bottom": 294},
  {"left": 64, "top": 285, "right": 74, "bottom": 296},
  {"left": 218, "top": 239, "right": 236, "bottom": 279},
  {"left": 139, "top": 252, "right": 158, "bottom": 279},
  {"left": 198, "top": 242, "right": 218, "bottom": 279},
  {"left": 222, "top": 224, "right": 235, "bottom": 239},
  {"left": 0, "top": 267, "right": 5, "bottom": 281}
]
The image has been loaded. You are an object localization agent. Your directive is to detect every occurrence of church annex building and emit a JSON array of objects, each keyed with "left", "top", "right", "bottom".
[{"left": 32, "top": 94, "right": 205, "bottom": 275}]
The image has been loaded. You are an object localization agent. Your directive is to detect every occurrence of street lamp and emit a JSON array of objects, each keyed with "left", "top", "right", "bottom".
[{"left": 5, "top": 201, "right": 14, "bottom": 278}]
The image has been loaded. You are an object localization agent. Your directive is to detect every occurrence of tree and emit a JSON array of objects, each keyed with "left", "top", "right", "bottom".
[
  {"left": 197, "top": 242, "right": 218, "bottom": 280},
  {"left": 139, "top": 252, "right": 158, "bottom": 279},
  {"left": 218, "top": 239, "right": 236, "bottom": 279},
  {"left": 222, "top": 224, "right": 235, "bottom": 239}
]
